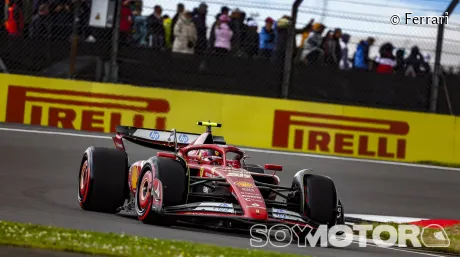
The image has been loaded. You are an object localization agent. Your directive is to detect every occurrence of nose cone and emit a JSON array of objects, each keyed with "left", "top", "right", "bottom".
[
  {"left": 230, "top": 179, "right": 268, "bottom": 220},
  {"left": 245, "top": 202, "right": 268, "bottom": 220}
]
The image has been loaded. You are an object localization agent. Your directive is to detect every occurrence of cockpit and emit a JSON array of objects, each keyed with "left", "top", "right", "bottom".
[{"left": 183, "top": 146, "right": 246, "bottom": 168}]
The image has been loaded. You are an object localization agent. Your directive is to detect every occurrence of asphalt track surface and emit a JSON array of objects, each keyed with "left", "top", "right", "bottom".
[{"left": 0, "top": 123, "right": 459, "bottom": 257}]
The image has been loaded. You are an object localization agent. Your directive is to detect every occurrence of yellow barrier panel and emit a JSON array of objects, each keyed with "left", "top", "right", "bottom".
[{"left": 0, "top": 74, "right": 458, "bottom": 164}]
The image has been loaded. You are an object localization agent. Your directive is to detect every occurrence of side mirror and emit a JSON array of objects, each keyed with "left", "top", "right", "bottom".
[
  {"left": 157, "top": 152, "right": 176, "bottom": 160},
  {"left": 264, "top": 164, "right": 282, "bottom": 171}
]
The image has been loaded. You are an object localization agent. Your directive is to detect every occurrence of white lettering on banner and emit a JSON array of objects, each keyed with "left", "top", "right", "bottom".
[{"left": 250, "top": 224, "right": 450, "bottom": 248}]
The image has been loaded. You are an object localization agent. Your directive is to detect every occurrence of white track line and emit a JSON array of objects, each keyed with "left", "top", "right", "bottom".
[
  {"left": 1, "top": 126, "right": 460, "bottom": 171},
  {"left": 345, "top": 214, "right": 428, "bottom": 223},
  {"left": 346, "top": 235, "right": 448, "bottom": 257}
]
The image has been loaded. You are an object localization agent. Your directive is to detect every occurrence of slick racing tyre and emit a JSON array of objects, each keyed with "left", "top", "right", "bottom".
[
  {"left": 304, "top": 174, "right": 337, "bottom": 225},
  {"left": 135, "top": 156, "right": 188, "bottom": 226},
  {"left": 78, "top": 147, "right": 128, "bottom": 213},
  {"left": 292, "top": 174, "right": 338, "bottom": 243}
]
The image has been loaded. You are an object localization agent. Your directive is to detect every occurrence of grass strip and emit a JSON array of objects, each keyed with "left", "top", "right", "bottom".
[
  {"left": 359, "top": 222, "right": 460, "bottom": 255},
  {"left": 415, "top": 161, "right": 460, "bottom": 168},
  {"left": 0, "top": 220, "right": 310, "bottom": 257}
]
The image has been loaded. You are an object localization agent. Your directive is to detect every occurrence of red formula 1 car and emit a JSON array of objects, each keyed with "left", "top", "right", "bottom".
[{"left": 78, "top": 121, "right": 344, "bottom": 235}]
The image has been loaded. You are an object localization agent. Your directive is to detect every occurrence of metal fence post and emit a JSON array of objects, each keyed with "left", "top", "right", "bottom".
[
  {"left": 109, "top": 0, "right": 122, "bottom": 83},
  {"left": 429, "top": 0, "right": 458, "bottom": 113},
  {"left": 280, "top": 0, "right": 303, "bottom": 99}
]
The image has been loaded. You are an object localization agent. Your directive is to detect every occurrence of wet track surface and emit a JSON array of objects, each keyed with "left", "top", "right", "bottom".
[{"left": 0, "top": 123, "right": 459, "bottom": 257}]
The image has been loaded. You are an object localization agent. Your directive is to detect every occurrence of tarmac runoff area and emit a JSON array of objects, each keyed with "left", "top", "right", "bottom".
[{"left": 0, "top": 123, "right": 459, "bottom": 257}]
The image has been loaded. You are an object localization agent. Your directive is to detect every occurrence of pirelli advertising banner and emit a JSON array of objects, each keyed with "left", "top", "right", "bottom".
[{"left": 1, "top": 74, "right": 459, "bottom": 164}]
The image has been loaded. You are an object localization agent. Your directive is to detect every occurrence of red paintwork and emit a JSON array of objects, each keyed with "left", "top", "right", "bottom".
[
  {"left": 122, "top": 130, "right": 285, "bottom": 222},
  {"left": 112, "top": 134, "right": 125, "bottom": 151},
  {"left": 265, "top": 164, "right": 282, "bottom": 171},
  {"left": 78, "top": 160, "right": 90, "bottom": 206},
  {"left": 176, "top": 142, "right": 282, "bottom": 221},
  {"left": 157, "top": 152, "right": 176, "bottom": 159}
]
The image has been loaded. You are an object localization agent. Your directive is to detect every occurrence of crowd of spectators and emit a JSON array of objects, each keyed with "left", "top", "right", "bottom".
[{"left": 0, "top": 0, "right": 438, "bottom": 77}]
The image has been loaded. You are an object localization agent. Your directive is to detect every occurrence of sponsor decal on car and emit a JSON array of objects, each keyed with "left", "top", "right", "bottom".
[
  {"left": 130, "top": 166, "right": 139, "bottom": 189},
  {"left": 149, "top": 131, "right": 160, "bottom": 140},
  {"left": 243, "top": 195, "right": 262, "bottom": 199},
  {"left": 193, "top": 202, "right": 235, "bottom": 214},
  {"left": 216, "top": 203, "right": 233, "bottom": 212},
  {"left": 200, "top": 167, "right": 204, "bottom": 177},
  {"left": 178, "top": 134, "right": 189, "bottom": 143},
  {"left": 227, "top": 172, "right": 251, "bottom": 178},
  {"left": 235, "top": 181, "right": 254, "bottom": 188}
]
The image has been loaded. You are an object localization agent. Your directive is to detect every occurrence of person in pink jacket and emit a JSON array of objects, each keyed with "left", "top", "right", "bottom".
[{"left": 212, "top": 14, "right": 233, "bottom": 55}]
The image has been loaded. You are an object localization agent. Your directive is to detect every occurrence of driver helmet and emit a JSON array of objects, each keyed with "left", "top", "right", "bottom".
[{"left": 200, "top": 149, "right": 221, "bottom": 159}]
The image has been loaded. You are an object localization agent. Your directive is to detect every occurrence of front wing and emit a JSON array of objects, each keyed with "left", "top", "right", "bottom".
[{"left": 161, "top": 202, "right": 322, "bottom": 229}]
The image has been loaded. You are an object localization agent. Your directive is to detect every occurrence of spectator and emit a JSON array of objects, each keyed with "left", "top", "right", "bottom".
[
  {"left": 147, "top": 5, "right": 165, "bottom": 49},
  {"left": 33, "top": 0, "right": 47, "bottom": 14},
  {"left": 171, "top": 3, "right": 184, "bottom": 43},
  {"left": 51, "top": 1, "right": 73, "bottom": 41},
  {"left": 353, "top": 37, "right": 375, "bottom": 71},
  {"left": 375, "top": 42, "right": 396, "bottom": 74},
  {"left": 322, "top": 28, "right": 342, "bottom": 68},
  {"left": 4, "top": 0, "right": 24, "bottom": 37},
  {"left": 300, "top": 22, "right": 326, "bottom": 65},
  {"left": 172, "top": 11, "right": 197, "bottom": 55},
  {"left": 394, "top": 49, "right": 405, "bottom": 74},
  {"left": 209, "top": 6, "right": 230, "bottom": 50},
  {"left": 192, "top": 2, "right": 208, "bottom": 54},
  {"left": 423, "top": 53, "right": 431, "bottom": 73},
  {"left": 259, "top": 17, "right": 275, "bottom": 58},
  {"left": 243, "top": 18, "right": 259, "bottom": 58},
  {"left": 212, "top": 14, "right": 233, "bottom": 55},
  {"left": 29, "top": 3, "right": 51, "bottom": 40},
  {"left": 339, "top": 33, "right": 351, "bottom": 70},
  {"left": 295, "top": 18, "right": 314, "bottom": 61},
  {"left": 272, "top": 16, "right": 291, "bottom": 64},
  {"left": 228, "top": 8, "right": 246, "bottom": 57},
  {"left": 163, "top": 15, "right": 172, "bottom": 49},
  {"left": 119, "top": 0, "right": 134, "bottom": 45},
  {"left": 404, "top": 46, "right": 430, "bottom": 77},
  {"left": 132, "top": 6, "right": 148, "bottom": 46}
]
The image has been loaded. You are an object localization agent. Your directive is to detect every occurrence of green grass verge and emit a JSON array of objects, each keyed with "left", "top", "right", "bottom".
[
  {"left": 415, "top": 161, "right": 460, "bottom": 168},
  {"left": 360, "top": 222, "right": 460, "bottom": 255},
  {"left": 0, "top": 220, "right": 310, "bottom": 257}
]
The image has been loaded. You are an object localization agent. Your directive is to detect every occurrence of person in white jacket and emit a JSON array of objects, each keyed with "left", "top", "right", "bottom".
[{"left": 172, "top": 11, "right": 197, "bottom": 54}]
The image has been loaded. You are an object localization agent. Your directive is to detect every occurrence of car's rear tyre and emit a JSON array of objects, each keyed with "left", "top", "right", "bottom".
[
  {"left": 78, "top": 147, "right": 128, "bottom": 213},
  {"left": 135, "top": 156, "right": 188, "bottom": 226}
]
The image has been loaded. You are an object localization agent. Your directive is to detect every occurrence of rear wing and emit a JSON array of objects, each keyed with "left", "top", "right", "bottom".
[{"left": 113, "top": 125, "right": 201, "bottom": 152}]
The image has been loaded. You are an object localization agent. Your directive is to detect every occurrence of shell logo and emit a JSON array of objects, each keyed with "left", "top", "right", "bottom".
[
  {"left": 131, "top": 166, "right": 139, "bottom": 189},
  {"left": 235, "top": 181, "right": 254, "bottom": 188}
]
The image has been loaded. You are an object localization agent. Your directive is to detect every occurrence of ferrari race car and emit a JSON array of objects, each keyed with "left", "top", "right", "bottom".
[{"left": 78, "top": 121, "right": 344, "bottom": 236}]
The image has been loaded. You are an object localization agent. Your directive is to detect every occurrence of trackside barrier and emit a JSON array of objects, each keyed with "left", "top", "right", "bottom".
[{"left": 0, "top": 74, "right": 459, "bottom": 164}]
